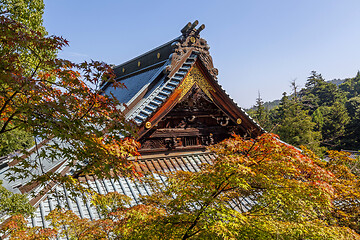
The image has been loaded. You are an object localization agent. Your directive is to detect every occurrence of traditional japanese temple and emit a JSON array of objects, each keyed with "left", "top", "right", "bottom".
[
  {"left": 104, "top": 21, "right": 262, "bottom": 153},
  {"left": 0, "top": 21, "right": 263, "bottom": 229}
]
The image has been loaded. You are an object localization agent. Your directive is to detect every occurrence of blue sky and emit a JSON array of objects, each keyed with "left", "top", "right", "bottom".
[{"left": 43, "top": 0, "right": 360, "bottom": 108}]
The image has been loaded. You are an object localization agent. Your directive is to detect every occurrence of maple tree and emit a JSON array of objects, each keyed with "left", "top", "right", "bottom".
[
  {"left": 0, "top": 1, "right": 142, "bottom": 236},
  {"left": 306, "top": 149, "right": 360, "bottom": 235},
  {"left": 0, "top": 180, "right": 34, "bottom": 219},
  {"left": 4, "top": 133, "right": 360, "bottom": 239},
  {"left": 0, "top": 0, "right": 46, "bottom": 157},
  {"left": 134, "top": 133, "right": 359, "bottom": 239},
  {"left": 2, "top": 2, "right": 360, "bottom": 239},
  {"left": 0, "top": 5, "right": 140, "bottom": 197}
]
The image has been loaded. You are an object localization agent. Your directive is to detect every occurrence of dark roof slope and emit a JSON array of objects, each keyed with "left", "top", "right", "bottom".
[
  {"left": 101, "top": 37, "right": 179, "bottom": 105},
  {"left": 112, "top": 38, "right": 178, "bottom": 80},
  {"left": 104, "top": 65, "right": 164, "bottom": 104}
]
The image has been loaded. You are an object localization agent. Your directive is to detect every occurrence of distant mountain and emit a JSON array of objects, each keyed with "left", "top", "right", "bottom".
[
  {"left": 246, "top": 78, "right": 348, "bottom": 112},
  {"left": 246, "top": 99, "right": 281, "bottom": 112},
  {"left": 263, "top": 99, "right": 281, "bottom": 110},
  {"left": 327, "top": 79, "right": 345, "bottom": 86}
]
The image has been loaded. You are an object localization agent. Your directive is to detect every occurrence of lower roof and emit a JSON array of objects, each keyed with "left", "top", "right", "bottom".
[{"left": 28, "top": 151, "right": 217, "bottom": 230}]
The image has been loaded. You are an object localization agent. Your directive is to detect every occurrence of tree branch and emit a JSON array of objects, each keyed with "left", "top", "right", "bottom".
[
  {"left": 181, "top": 173, "right": 235, "bottom": 240},
  {"left": 0, "top": 110, "right": 19, "bottom": 134},
  {"left": 0, "top": 90, "right": 19, "bottom": 117}
]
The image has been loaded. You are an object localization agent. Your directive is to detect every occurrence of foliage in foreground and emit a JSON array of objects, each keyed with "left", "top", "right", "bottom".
[
  {"left": 0, "top": 180, "right": 34, "bottom": 218},
  {"left": 2, "top": 133, "right": 360, "bottom": 239},
  {"left": 0, "top": 0, "right": 46, "bottom": 156},
  {"left": 0, "top": 4, "right": 140, "bottom": 196}
]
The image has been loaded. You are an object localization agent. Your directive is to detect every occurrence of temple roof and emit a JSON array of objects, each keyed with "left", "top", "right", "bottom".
[
  {"left": 102, "top": 20, "right": 263, "bottom": 137},
  {"left": 28, "top": 151, "right": 219, "bottom": 229},
  {"left": 0, "top": 22, "right": 264, "bottom": 233},
  {"left": 0, "top": 21, "right": 264, "bottom": 195}
]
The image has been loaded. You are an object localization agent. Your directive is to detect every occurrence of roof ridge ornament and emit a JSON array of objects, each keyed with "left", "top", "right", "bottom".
[
  {"left": 181, "top": 20, "right": 205, "bottom": 37},
  {"left": 166, "top": 21, "right": 218, "bottom": 80}
]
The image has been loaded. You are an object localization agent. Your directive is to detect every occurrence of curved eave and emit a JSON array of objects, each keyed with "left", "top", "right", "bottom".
[
  {"left": 135, "top": 53, "right": 265, "bottom": 140},
  {"left": 126, "top": 52, "right": 197, "bottom": 128}
]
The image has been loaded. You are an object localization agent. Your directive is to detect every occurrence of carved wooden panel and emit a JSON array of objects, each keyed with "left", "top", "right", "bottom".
[
  {"left": 139, "top": 85, "right": 245, "bottom": 152},
  {"left": 165, "top": 21, "right": 218, "bottom": 81},
  {"left": 178, "top": 65, "right": 215, "bottom": 101}
]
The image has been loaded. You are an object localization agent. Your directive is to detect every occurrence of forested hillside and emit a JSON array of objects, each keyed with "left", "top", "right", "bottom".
[{"left": 248, "top": 71, "right": 360, "bottom": 154}]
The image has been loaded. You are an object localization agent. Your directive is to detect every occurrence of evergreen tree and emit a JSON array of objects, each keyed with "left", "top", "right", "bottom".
[
  {"left": 301, "top": 71, "right": 346, "bottom": 114},
  {"left": 342, "top": 96, "right": 360, "bottom": 150},
  {"left": 339, "top": 71, "right": 360, "bottom": 98},
  {"left": 0, "top": 128, "right": 33, "bottom": 157},
  {"left": 316, "top": 102, "right": 349, "bottom": 149},
  {"left": 0, "top": 0, "right": 46, "bottom": 33},
  {"left": 0, "top": 180, "right": 34, "bottom": 217},
  {"left": 253, "top": 91, "right": 272, "bottom": 131},
  {"left": 250, "top": 71, "right": 360, "bottom": 152},
  {"left": 290, "top": 79, "right": 300, "bottom": 102},
  {"left": 274, "top": 92, "right": 321, "bottom": 152}
]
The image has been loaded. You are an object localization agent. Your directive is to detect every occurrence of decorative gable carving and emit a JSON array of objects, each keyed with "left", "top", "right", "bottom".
[
  {"left": 165, "top": 21, "right": 219, "bottom": 80},
  {"left": 178, "top": 65, "right": 215, "bottom": 101},
  {"left": 139, "top": 85, "right": 242, "bottom": 153}
]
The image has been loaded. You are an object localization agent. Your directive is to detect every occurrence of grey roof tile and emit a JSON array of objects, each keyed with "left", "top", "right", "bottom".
[
  {"left": 126, "top": 53, "right": 198, "bottom": 125},
  {"left": 26, "top": 152, "right": 217, "bottom": 228},
  {"left": 104, "top": 65, "right": 164, "bottom": 105}
]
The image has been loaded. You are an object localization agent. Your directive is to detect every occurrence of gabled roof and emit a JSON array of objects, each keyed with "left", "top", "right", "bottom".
[
  {"left": 0, "top": 22, "right": 264, "bottom": 234},
  {"left": 0, "top": 21, "right": 263, "bottom": 195},
  {"left": 103, "top": 21, "right": 263, "bottom": 139}
]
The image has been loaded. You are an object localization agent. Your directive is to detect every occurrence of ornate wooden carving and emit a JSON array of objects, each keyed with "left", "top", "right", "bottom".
[
  {"left": 178, "top": 65, "right": 215, "bottom": 101},
  {"left": 165, "top": 21, "right": 219, "bottom": 80},
  {"left": 139, "top": 86, "right": 243, "bottom": 153}
]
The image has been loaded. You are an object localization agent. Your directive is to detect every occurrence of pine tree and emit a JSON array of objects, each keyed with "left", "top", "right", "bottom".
[
  {"left": 253, "top": 91, "right": 272, "bottom": 131},
  {"left": 301, "top": 71, "right": 346, "bottom": 113},
  {"left": 275, "top": 92, "right": 321, "bottom": 152},
  {"left": 339, "top": 71, "right": 360, "bottom": 98},
  {"left": 316, "top": 102, "right": 349, "bottom": 149}
]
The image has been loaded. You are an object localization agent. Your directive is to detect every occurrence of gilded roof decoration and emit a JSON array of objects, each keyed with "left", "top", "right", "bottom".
[{"left": 178, "top": 65, "right": 215, "bottom": 101}]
